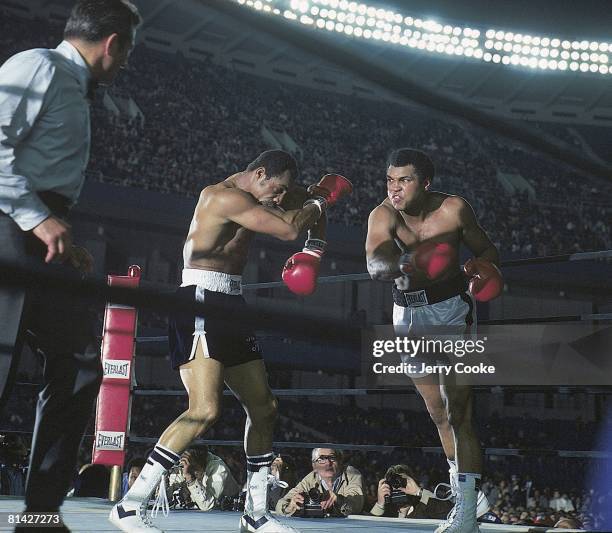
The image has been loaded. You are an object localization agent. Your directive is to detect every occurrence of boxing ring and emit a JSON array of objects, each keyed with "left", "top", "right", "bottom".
[
  {"left": 1, "top": 249, "right": 611, "bottom": 532},
  {"left": 0, "top": 498, "right": 586, "bottom": 532}
]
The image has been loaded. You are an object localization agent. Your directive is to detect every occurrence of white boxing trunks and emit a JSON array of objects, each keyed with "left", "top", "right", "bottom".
[{"left": 392, "top": 274, "right": 476, "bottom": 378}]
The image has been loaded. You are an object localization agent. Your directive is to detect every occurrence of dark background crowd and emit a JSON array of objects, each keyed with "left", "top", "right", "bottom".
[{"left": 0, "top": 13, "right": 610, "bottom": 261}]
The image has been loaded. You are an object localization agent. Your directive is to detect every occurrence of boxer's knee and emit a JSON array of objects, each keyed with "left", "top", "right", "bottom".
[
  {"left": 248, "top": 395, "right": 278, "bottom": 427},
  {"left": 446, "top": 399, "right": 471, "bottom": 428},
  {"left": 186, "top": 404, "right": 221, "bottom": 435},
  {"left": 428, "top": 405, "right": 450, "bottom": 428}
]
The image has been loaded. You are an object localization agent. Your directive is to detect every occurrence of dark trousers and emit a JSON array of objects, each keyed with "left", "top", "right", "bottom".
[{"left": 0, "top": 198, "right": 102, "bottom": 511}]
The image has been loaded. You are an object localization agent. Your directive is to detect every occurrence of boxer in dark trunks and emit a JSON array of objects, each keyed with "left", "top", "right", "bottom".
[{"left": 111, "top": 149, "right": 351, "bottom": 533}]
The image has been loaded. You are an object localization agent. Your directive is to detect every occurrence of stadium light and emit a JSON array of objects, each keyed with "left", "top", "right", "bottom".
[{"left": 234, "top": 0, "right": 610, "bottom": 75}]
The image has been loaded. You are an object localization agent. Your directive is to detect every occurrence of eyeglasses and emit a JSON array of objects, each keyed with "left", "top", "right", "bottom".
[{"left": 313, "top": 455, "right": 337, "bottom": 464}]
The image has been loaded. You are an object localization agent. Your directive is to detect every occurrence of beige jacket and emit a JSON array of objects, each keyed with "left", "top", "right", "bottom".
[
  {"left": 276, "top": 466, "right": 364, "bottom": 516},
  {"left": 168, "top": 452, "right": 239, "bottom": 511}
]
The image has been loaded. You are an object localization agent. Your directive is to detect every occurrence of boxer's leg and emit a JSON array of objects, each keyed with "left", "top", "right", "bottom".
[
  {"left": 159, "top": 343, "right": 224, "bottom": 451},
  {"left": 112, "top": 340, "right": 223, "bottom": 532},
  {"left": 434, "top": 382, "right": 482, "bottom": 533},
  {"left": 412, "top": 378, "right": 456, "bottom": 461},
  {"left": 225, "top": 359, "right": 277, "bottom": 456},
  {"left": 226, "top": 361, "right": 297, "bottom": 532},
  {"left": 440, "top": 382, "right": 481, "bottom": 474}
]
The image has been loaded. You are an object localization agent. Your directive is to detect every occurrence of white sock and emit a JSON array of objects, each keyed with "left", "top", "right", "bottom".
[
  {"left": 122, "top": 444, "right": 180, "bottom": 506},
  {"left": 447, "top": 458, "right": 458, "bottom": 494},
  {"left": 245, "top": 452, "right": 274, "bottom": 518}
]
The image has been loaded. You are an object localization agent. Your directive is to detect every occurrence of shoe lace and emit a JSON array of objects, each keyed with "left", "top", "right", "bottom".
[
  {"left": 267, "top": 474, "right": 289, "bottom": 491},
  {"left": 138, "top": 500, "right": 156, "bottom": 528},
  {"left": 151, "top": 472, "right": 170, "bottom": 519},
  {"left": 434, "top": 482, "right": 454, "bottom": 501}
]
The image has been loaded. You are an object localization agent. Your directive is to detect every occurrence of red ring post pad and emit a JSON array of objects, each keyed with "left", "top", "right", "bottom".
[{"left": 92, "top": 266, "right": 141, "bottom": 467}]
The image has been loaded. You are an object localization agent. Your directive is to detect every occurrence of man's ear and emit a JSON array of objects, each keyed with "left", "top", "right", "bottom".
[
  {"left": 255, "top": 167, "right": 267, "bottom": 181},
  {"left": 104, "top": 33, "right": 121, "bottom": 57},
  {"left": 424, "top": 179, "right": 431, "bottom": 191}
]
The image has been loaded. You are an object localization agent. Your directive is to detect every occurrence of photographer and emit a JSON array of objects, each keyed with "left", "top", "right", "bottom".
[
  {"left": 370, "top": 465, "right": 452, "bottom": 519},
  {"left": 168, "top": 446, "right": 239, "bottom": 511},
  {"left": 276, "top": 448, "right": 364, "bottom": 517}
]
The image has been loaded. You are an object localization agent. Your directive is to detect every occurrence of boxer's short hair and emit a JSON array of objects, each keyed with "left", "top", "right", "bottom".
[
  {"left": 247, "top": 150, "right": 299, "bottom": 181},
  {"left": 387, "top": 148, "right": 435, "bottom": 183},
  {"left": 64, "top": 0, "right": 141, "bottom": 46}
]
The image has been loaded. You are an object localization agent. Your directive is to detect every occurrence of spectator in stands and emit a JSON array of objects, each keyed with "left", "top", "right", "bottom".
[
  {"left": 72, "top": 464, "right": 110, "bottom": 497},
  {"left": 370, "top": 464, "right": 452, "bottom": 519},
  {"left": 167, "top": 446, "right": 240, "bottom": 511},
  {"left": 550, "top": 490, "right": 575, "bottom": 512},
  {"left": 276, "top": 448, "right": 364, "bottom": 517},
  {"left": 121, "top": 457, "right": 146, "bottom": 496}
]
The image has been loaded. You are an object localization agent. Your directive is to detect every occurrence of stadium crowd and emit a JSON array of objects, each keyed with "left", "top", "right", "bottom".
[{"left": 0, "top": 14, "right": 610, "bottom": 261}]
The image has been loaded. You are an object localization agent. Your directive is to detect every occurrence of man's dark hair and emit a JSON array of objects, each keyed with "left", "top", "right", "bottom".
[
  {"left": 126, "top": 457, "right": 146, "bottom": 472},
  {"left": 64, "top": 0, "right": 141, "bottom": 46},
  {"left": 387, "top": 148, "right": 435, "bottom": 183},
  {"left": 184, "top": 446, "right": 209, "bottom": 469},
  {"left": 246, "top": 150, "right": 299, "bottom": 181},
  {"left": 385, "top": 464, "right": 415, "bottom": 479}
]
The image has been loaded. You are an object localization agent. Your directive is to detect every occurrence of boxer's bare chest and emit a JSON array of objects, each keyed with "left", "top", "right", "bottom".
[{"left": 394, "top": 203, "right": 461, "bottom": 251}]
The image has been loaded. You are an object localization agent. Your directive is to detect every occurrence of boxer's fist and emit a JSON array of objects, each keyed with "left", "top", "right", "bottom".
[
  {"left": 463, "top": 258, "right": 503, "bottom": 302},
  {"left": 282, "top": 250, "right": 321, "bottom": 296},
  {"left": 307, "top": 174, "right": 353, "bottom": 209},
  {"left": 399, "top": 242, "right": 456, "bottom": 279}
]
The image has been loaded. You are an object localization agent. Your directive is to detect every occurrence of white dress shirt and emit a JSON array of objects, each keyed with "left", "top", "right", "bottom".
[{"left": 0, "top": 40, "right": 91, "bottom": 231}]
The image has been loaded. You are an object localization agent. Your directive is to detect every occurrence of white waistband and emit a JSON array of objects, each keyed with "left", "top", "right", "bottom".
[{"left": 181, "top": 269, "right": 242, "bottom": 295}]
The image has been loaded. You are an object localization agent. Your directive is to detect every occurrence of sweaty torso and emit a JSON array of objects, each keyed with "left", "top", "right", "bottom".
[
  {"left": 387, "top": 192, "right": 462, "bottom": 289},
  {"left": 183, "top": 177, "right": 255, "bottom": 275}
]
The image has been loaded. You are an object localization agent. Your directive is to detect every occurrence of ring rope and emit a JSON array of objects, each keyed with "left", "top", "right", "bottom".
[
  {"left": 130, "top": 386, "right": 612, "bottom": 397},
  {"left": 0, "top": 259, "right": 360, "bottom": 345},
  {"left": 125, "top": 436, "right": 612, "bottom": 458},
  {"left": 242, "top": 249, "right": 612, "bottom": 290}
]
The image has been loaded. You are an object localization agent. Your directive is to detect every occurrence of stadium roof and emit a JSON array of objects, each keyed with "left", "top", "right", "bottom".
[{"left": 4, "top": 0, "right": 611, "bottom": 126}]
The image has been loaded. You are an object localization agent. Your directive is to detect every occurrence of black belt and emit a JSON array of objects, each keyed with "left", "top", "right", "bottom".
[{"left": 392, "top": 274, "right": 468, "bottom": 307}]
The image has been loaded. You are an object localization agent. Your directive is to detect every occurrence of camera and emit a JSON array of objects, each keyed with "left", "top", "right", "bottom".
[
  {"left": 384, "top": 474, "right": 411, "bottom": 506},
  {"left": 298, "top": 487, "right": 330, "bottom": 518},
  {"left": 168, "top": 482, "right": 196, "bottom": 510},
  {"left": 219, "top": 491, "right": 246, "bottom": 512}
]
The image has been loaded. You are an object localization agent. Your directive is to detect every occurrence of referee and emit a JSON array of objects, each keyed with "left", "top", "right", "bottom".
[{"left": 0, "top": 0, "right": 140, "bottom": 522}]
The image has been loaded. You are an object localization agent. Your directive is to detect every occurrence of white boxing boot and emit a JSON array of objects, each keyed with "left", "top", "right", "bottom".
[
  {"left": 109, "top": 444, "right": 179, "bottom": 533},
  {"left": 446, "top": 460, "right": 490, "bottom": 518},
  {"left": 435, "top": 473, "right": 481, "bottom": 533},
  {"left": 240, "top": 466, "right": 300, "bottom": 533}
]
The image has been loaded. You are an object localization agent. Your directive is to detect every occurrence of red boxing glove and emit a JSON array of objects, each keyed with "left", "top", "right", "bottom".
[
  {"left": 306, "top": 174, "right": 353, "bottom": 211},
  {"left": 463, "top": 258, "right": 503, "bottom": 302},
  {"left": 399, "top": 242, "right": 456, "bottom": 279},
  {"left": 282, "top": 240, "right": 325, "bottom": 296}
]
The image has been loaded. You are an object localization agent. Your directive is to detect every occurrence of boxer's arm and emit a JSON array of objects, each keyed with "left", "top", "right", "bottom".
[
  {"left": 456, "top": 197, "right": 500, "bottom": 265},
  {"left": 216, "top": 189, "right": 319, "bottom": 241},
  {"left": 366, "top": 205, "right": 402, "bottom": 280},
  {"left": 281, "top": 185, "right": 327, "bottom": 241}
]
